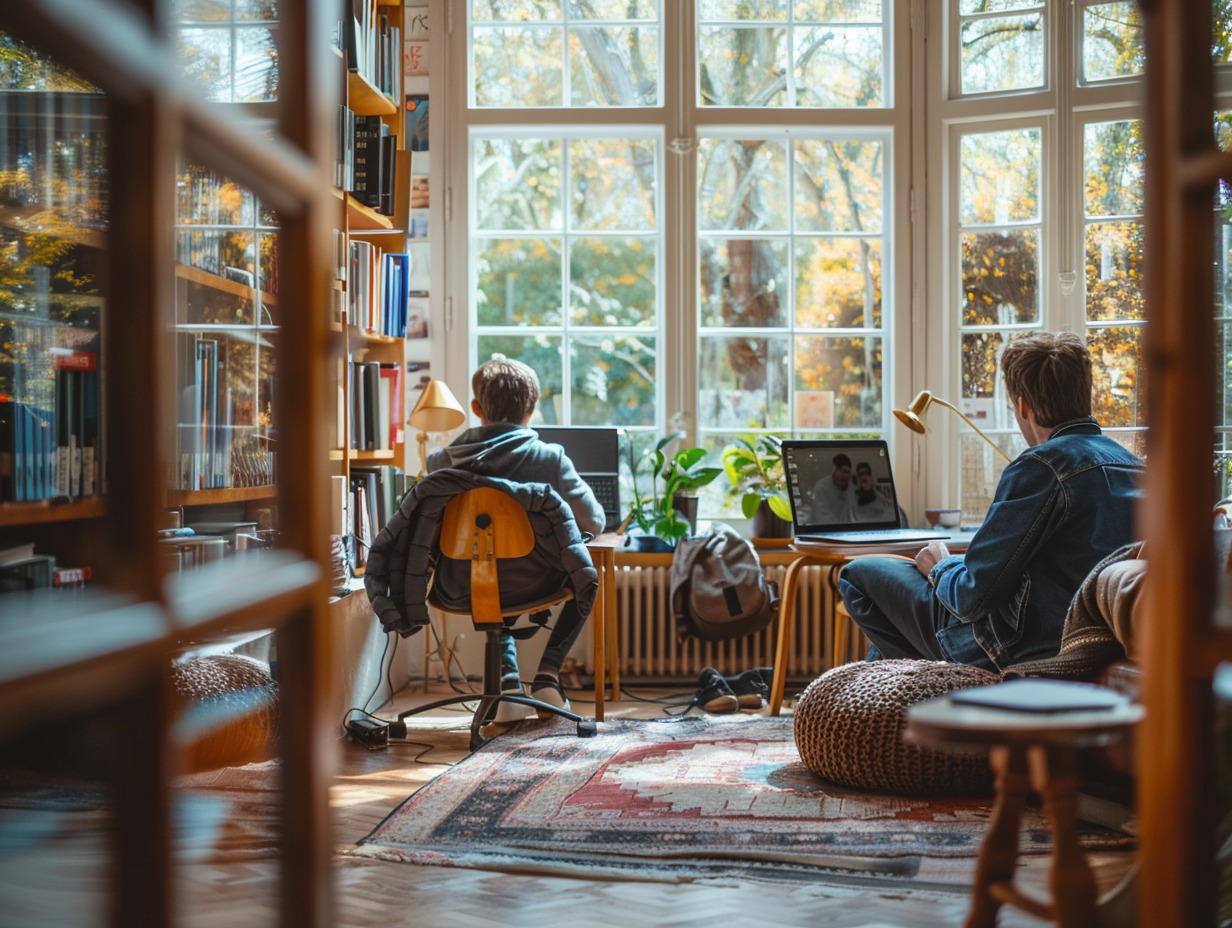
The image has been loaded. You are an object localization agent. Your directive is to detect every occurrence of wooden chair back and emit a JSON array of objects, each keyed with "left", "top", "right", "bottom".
[{"left": 438, "top": 487, "right": 537, "bottom": 626}]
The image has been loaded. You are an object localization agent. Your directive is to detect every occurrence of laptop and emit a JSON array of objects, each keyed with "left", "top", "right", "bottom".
[
  {"left": 781, "top": 439, "right": 946, "bottom": 543},
  {"left": 534, "top": 426, "right": 623, "bottom": 532}
]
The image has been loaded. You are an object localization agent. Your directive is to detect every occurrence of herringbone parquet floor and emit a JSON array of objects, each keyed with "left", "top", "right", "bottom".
[{"left": 2, "top": 683, "right": 1136, "bottom": 928}]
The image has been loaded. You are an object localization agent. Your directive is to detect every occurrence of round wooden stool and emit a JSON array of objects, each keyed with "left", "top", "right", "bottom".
[{"left": 904, "top": 679, "right": 1143, "bottom": 928}]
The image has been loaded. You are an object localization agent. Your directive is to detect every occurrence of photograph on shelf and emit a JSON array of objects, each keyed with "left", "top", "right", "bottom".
[
  {"left": 406, "top": 297, "right": 429, "bottom": 340},
  {"left": 404, "top": 41, "right": 428, "bottom": 78},
  {"left": 406, "top": 5, "right": 428, "bottom": 40},
  {"left": 410, "top": 209, "right": 429, "bottom": 239},
  {"left": 410, "top": 174, "right": 429, "bottom": 208},
  {"left": 405, "top": 95, "right": 429, "bottom": 151}
]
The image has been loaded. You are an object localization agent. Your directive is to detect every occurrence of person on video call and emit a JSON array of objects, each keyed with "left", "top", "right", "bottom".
[
  {"left": 852, "top": 461, "right": 897, "bottom": 523},
  {"left": 810, "top": 453, "right": 856, "bottom": 524},
  {"left": 838, "top": 331, "right": 1143, "bottom": 670}
]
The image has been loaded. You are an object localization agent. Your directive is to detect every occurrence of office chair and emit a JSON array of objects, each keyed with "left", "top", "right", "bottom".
[{"left": 397, "top": 486, "right": 597, "bottom": 749}]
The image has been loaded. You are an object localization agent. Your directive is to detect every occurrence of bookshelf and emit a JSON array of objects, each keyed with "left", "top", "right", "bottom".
[{"left": 0, "top": 2, "right": 338, "bottom": 926}]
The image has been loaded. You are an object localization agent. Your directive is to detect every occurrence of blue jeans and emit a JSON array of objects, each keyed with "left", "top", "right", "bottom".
[{"left": 838, "top": 557, "right": 995, "bottom": 670}]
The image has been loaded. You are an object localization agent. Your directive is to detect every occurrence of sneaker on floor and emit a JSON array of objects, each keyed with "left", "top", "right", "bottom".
[
  {"left": 725, "top": 668, "right": 771, "bottom": 709},
  {"left": 530, "top": 673, "right": 571, "bottom": 717},
  {"left": 691, "top": 667, "right": 739, "bottom": 713},
  {"left": 493, "top": 682, "right": 535, "bottom": 724}
]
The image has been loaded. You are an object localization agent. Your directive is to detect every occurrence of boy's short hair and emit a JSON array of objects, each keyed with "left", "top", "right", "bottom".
[
  {"left": 833, "top": 453, "right": 852, "bottom": 469},
  {"left": 1001, "top": 331, "right": 1092, "bottom": 427},
  {"left": 472, "top": 358, "right": 540, "bottom": 424},
  {"left": 856, "top": 461, "right": 872, "bottom": 475}
]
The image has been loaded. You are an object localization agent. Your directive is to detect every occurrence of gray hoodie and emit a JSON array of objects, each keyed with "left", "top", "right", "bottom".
[{"left": 428, "top": 424, "right": 605, "bottom": 536}]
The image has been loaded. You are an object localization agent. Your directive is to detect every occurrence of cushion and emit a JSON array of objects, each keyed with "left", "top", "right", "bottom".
[
  {"left": 793, "top": 659, "right": 1000, "bottom": 797},
  {"left": 171, "top": 654, "right": 279, "bottom": 773}
]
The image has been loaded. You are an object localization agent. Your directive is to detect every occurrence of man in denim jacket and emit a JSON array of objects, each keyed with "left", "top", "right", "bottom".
[{"left": 839, "top": 332, "right": 1143, "bottom": 671}]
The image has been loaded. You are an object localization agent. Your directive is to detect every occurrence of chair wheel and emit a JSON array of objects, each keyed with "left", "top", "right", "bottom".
[{"left": 576, "top": 717, "right": 597, "bottom": 738}]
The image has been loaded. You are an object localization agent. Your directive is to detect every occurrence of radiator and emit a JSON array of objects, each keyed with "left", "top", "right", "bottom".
[{"left": 609, "top": 562, "right": 850, "bottom": 682}]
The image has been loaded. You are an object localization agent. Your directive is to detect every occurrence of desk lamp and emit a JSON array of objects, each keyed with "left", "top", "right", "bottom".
[
  {"left": 894, "top": 389, "right": 1011, "bottom": 463},
  {"left": 408, "top": 379, "right": 466, "bottom": 476}
]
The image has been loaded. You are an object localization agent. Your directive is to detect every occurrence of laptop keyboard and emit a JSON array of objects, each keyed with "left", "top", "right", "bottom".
[
  {"left": 799, "top": 529, "right": 944, "bottom": 543},
  {"left": 584, "top": 474, "right": 621, "bottom": 513}
]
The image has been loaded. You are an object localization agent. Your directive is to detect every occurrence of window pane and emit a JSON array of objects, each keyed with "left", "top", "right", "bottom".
[
  {"left": 960, "top": 230, "right": 1039, "bottom": 326},
  {"left": 698, "top": 138, "right": 789, "bottom": 232},
  {"left": 794, "top": 26, "right": 883, "bottom": 108},
  {"left": 699, "top": 0, "right": 788, "bottom": 19},
  {"left": 233, "top": 0, "right": 278, "bottom": 21},
  {"left": 796, "top": 237, "right": 881, "bottom": 328},
  {"left": 569, "top": 138, "right": 657, "bottom": 231},
  {"left": 697, "top": 25, "right": 787, "bottom": 106},
  {"left": 1084, "top": 120, "right": 1144, "bottom": 218},
  {"left": 1214, "top": 4, "right": 1232, "bottom": 65},
  {"left": 960, "top": 331, "right": 1006, "bottom": 401},
  {"left": 576, "top": 0, "right": 657, "bottom": 19},
  {"left": 473, "top": 26, "right": 563, "bottom": 106},
  {"left": 475, "top": 238, "right": 562, "bottom": 326},
  {"left": 1085, "top": 222, "right": 1144, "bottom": 323},
  {"left": 477, "top": 335, "right": 564, "bottom": 420},
  {"left": 794, "top": 138, "right": 883, "bottom": 233},
  {"left": 1082, "top": 2, "right": 1144, "bottom": 82},
  {"left": 699, "top": 238, "right": 788, "bottom": 328},
  {"left": 958, "top": 0, "right": 1041, "bottom": 13},
  {"left": 177, "top": 27, "right": 232, "bottom": 101},
  {"left": 474, "top": 138, "right": 562, "bottom": 231},
  {"left": 960, "top": 13, "right": 1044, "bottom": 95},
  {"left": 472, "top": 0, "right": 562, "bottom": 23},
  {"left": 233, "top": 25, "right": 279, "bottom": 102},
  {"left": 796, "top": 1, "right": 885, "bottom": 22},
  {"left": 569, "top": 334, "right": 656, "bottom": 426},
  {"left": 569, "top": 236, "right": 655, "bottom": 326},
  {"left": 568, "top": 26, "right": 659, "bottom": 106},
  {"left": 698, "top": 336, "right": 791, "bottom": 429},
  {"left": 795, "top": 335, "right": 882, "bottom": 428},
  {"left": 1089, "top": 325, "right": 1145, "bottom": 428},
  {"left": 960, "top": 128, "right": 1041, "bottom": 225}
]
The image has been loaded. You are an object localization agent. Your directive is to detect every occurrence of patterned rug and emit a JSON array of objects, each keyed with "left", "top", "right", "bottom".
[{"left": 352, "top": 716, "right": 1134, "bottom": 888}]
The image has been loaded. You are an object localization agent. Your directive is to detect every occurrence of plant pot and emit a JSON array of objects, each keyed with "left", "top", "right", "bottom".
[
  {"left": 752, "top": 499, "right": 792, "bottom": 539},
  {"left": 672, "top": 493, "right": 699, "bottom": 536},
  {"left": 623, "top": 534, "right": 675, "bottom": 553}
]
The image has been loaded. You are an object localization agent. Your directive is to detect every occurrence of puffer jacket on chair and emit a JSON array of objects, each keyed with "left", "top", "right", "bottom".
[{"left": 363, "top": 468, "right": 597, "bottom": 638}]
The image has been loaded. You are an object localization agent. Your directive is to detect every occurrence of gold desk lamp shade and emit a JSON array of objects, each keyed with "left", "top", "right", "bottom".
[
  {"left": 892, "top": 389, "right": 1010, "bottom": 463},
  {"left": 408, "top": 379, "right": 467, "bottom": 475}
]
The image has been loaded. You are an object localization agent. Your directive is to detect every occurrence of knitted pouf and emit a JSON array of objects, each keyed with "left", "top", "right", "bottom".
[
  {"left": 793, "top": 659, "right": 1000, "bottom": 797},
  {"left": 171, "top": 654, "right": 279, "bottom": 773}
]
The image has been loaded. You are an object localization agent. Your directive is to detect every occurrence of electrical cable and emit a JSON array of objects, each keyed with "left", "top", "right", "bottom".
[{"left": 360, "top": 632, "right": 394, "bottom": 714}]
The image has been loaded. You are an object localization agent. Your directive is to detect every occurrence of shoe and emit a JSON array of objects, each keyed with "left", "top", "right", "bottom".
[
  {"left": 691, "top": 667, "right": 739, "bottom": 713},
  {"left": 493, "top": 680, "right": 535, "bottom": 724},
  {"left": 725, "top": 667, "right": 771, "bottom": 709},
  {"left": 530, "top": 673, "right": 571, "bottom": 718}
]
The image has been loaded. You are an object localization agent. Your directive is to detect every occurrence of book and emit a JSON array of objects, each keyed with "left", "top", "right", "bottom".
[
  {"left": 0, "top": 554, "right": 55, "bottom": 594},
  {"left": 949, "top": 679, "right": 1128, "bottom": 714},
  {"left": 405, "top": 94, "right": 429, "bottom": 151}
]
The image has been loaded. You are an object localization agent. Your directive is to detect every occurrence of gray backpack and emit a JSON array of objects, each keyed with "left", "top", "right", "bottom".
[{"left": 669, "top": 526, "right": 780, "bottom": 641}]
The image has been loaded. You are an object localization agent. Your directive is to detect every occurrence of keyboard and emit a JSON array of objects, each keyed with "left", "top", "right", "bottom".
[
  {"left": 583, "top": 473, "right": 621, "bottom": 512},
  {"left": 796, "top": 529, "right": 946, "bottom": 544}
]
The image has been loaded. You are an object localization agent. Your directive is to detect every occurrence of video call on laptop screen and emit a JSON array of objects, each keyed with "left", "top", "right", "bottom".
[{"left": 782, "top": 439, "right": 901, "bottom": 532}]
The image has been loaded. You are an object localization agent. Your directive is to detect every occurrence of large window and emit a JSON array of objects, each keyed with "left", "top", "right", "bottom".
[{"left": 454, "top": 0, "right": 904, "bottom": 517}]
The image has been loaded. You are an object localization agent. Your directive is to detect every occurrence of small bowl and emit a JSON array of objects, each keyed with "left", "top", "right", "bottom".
[{"left": 925, "top": 508, "right": 962, "bottom": 529}]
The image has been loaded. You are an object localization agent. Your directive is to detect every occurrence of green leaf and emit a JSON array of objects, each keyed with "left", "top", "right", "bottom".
[
  {"left": 741, "top": 493, "right": 761, "bottom": 519},
  {"left": 768, "top": 494, "right": 793, "bottom": 521}
]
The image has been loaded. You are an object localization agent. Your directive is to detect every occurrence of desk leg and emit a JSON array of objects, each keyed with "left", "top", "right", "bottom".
[
  {"left": 770, "top": 555, "right": 811, "bottom": 716},
  {"left": 604, "top": 550, "right": 620, "bottom": 702},
  {"left": 965, "top": 744, "right": 1030, "bottom": 928},
  {"left": 592, "top": 549, "right": 607, "bottom": 723}
]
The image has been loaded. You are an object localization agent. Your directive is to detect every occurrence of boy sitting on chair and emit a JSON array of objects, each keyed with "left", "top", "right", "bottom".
[{"left": 428, "top": 358, "right": 604, "bottom": 720}]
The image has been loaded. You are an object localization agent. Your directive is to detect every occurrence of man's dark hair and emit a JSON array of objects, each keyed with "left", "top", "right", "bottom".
[
  {"left": 833, "top": 453, "right": 852, "bottom": 469},
  {"left": 856, "top": 461, "right": 872, "bottom": 475},
  {"left": 1001, "top": 331, "right": 1092, "bottom": 427},
  {"left": 472, "top": 357, "right": 540, "bottom": 424}
]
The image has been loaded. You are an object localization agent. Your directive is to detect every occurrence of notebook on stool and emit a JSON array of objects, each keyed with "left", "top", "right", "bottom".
[{"left": 781, "top": 439, "right": 946, "bottom": 543}]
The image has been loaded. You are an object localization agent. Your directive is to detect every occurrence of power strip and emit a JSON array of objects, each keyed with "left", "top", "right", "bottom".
[{"left": 345, "top": 717, "right": 389, "bottom": 750}]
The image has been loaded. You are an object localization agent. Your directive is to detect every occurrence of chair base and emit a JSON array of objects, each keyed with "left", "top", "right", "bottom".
[{"left": 397, "top": 628, "right": 597, "bottom": 750}]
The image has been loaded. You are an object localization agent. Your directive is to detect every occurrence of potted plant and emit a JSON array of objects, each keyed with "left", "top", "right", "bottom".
[
  {"left": 721, "top": 435, "right": 793, "bottom": 538},
  {"left": 626, "top": 431, "right": 723, "bottom": 551}
]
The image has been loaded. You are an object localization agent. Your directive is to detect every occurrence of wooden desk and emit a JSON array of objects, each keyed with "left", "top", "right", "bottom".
[
  {"left": 905, "top": 685, "right": 1142, "bottom": 928},
  {"left": 769, "top": 531, "right": 978, "bottom": 716},
  {"left": 586, "top": 532, "right": 622, "bottom": 721}
]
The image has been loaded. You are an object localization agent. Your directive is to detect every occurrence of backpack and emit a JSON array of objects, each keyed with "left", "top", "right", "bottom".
[{"left": 670, "top": 526, "right": 780, "bottom": 641}]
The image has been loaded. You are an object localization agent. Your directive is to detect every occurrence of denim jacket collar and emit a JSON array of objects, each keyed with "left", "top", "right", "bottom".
[{"left": 1046, "top": 416, "right": 1101, "bottom": 440}]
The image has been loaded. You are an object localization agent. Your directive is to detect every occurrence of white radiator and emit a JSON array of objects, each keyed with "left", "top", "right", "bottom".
[{"left": 610, "top": 562, "right": 847, "bottom": 682}]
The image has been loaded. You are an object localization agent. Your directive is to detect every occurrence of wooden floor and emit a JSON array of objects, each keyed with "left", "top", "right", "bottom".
[{"left": 1, "top": 681, "right": 1136, "bottom": 928}]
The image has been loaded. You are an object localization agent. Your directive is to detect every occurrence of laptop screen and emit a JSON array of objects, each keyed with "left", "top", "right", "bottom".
[
  {"left": 533, "top": 427, "right": 623, "bottom": 531},
  {"left": 781, "top": 439, "right": 902, "bottom": 532}
]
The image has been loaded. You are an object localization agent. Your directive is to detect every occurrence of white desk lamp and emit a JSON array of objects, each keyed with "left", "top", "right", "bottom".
[{"left": 408, "top": 379, "right": 466, "bottom": 476}]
